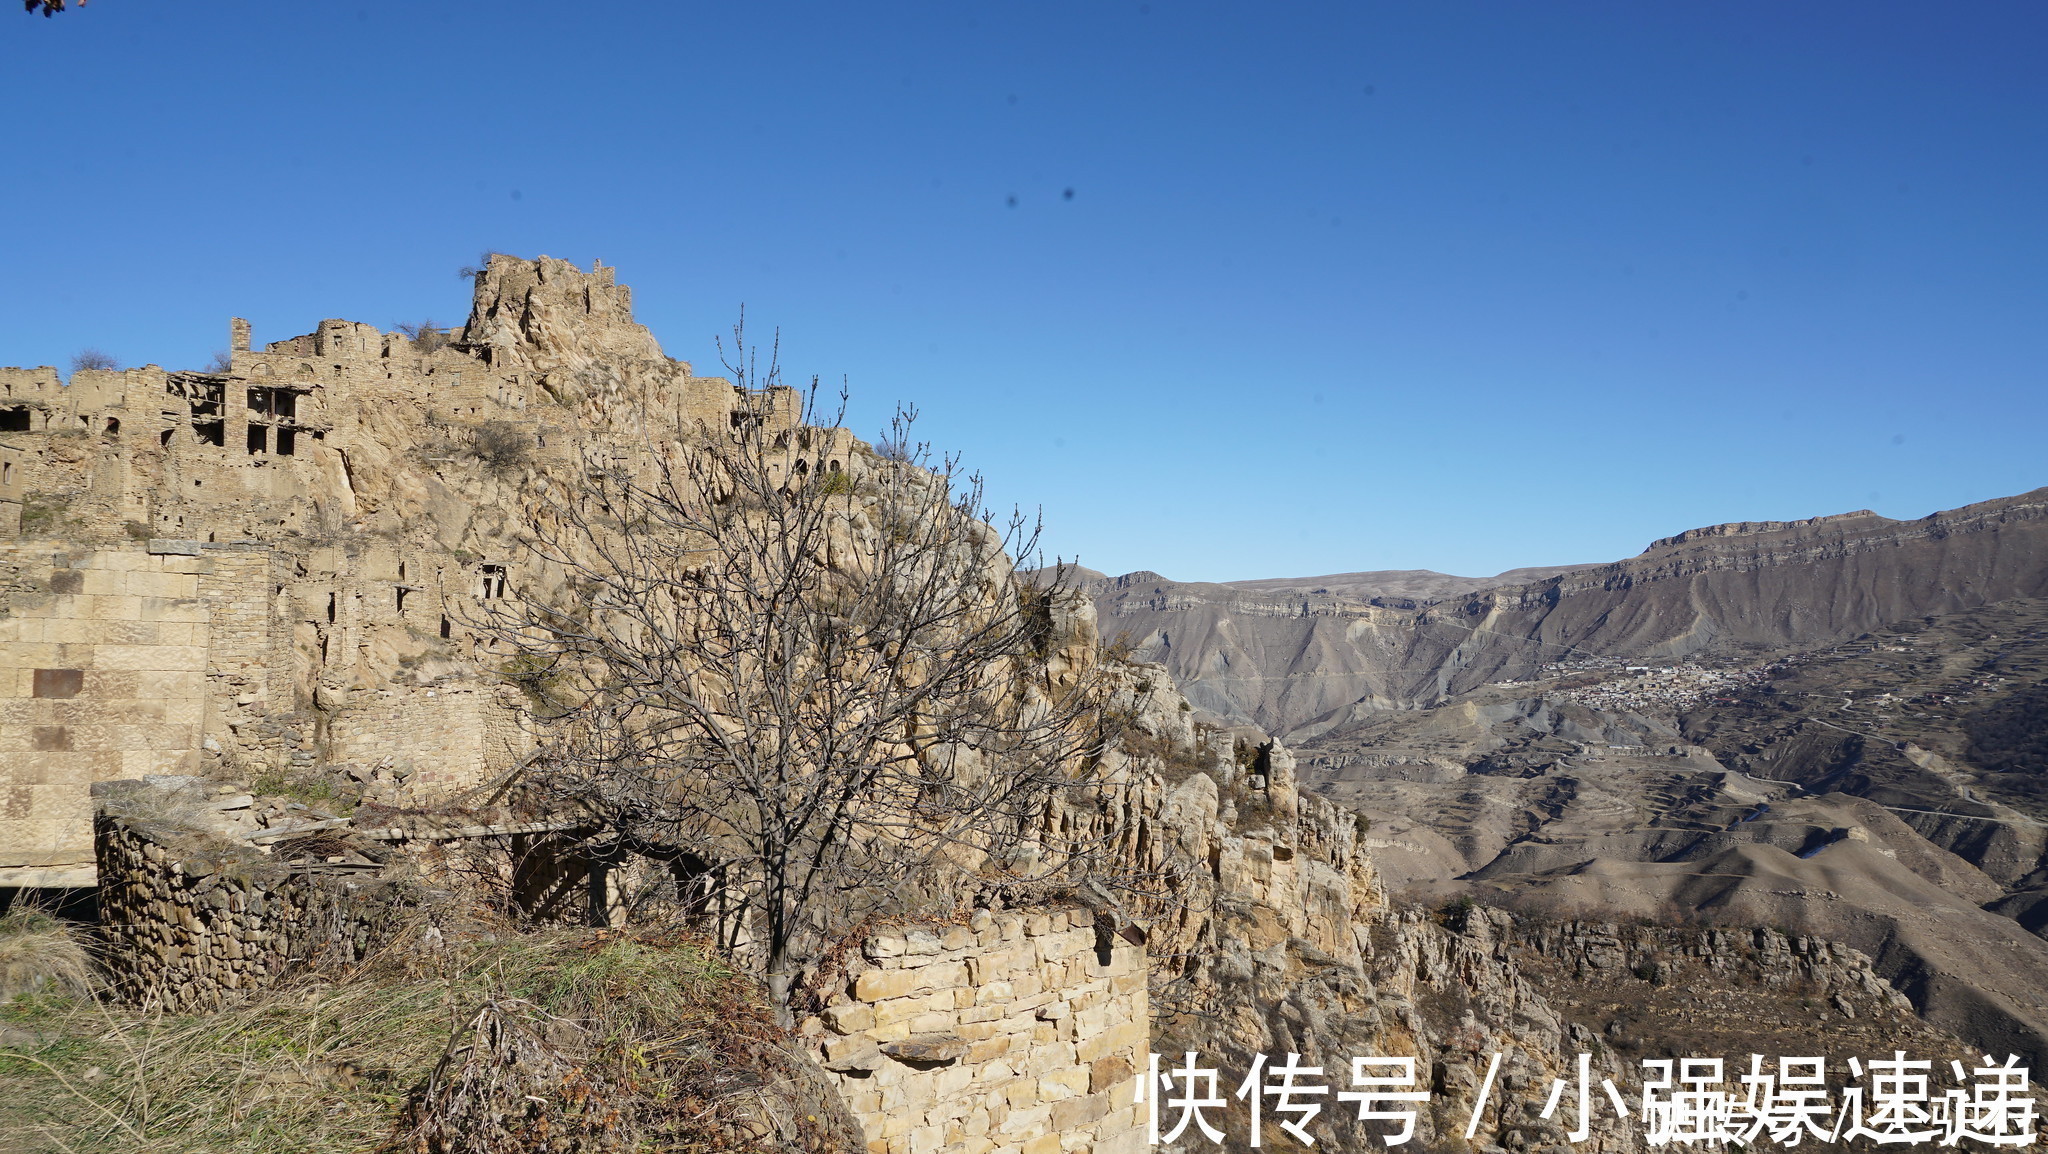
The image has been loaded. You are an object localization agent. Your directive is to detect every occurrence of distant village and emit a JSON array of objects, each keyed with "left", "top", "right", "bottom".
[{"left": 1491, "top": 656, "right": 1781, "bottom": 715}]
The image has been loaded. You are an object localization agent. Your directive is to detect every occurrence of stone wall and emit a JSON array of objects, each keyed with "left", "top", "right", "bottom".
[
  {"left": 93, "top": 788, "right": 415, "bottom": 1012},
  {"left": 327, "top": 682, "right": 527, "bottom": 792},
  {"left": 811, "top": 907, "right": 1148, "bottom": 1154},
  {"left": 0, "top": 544, "right": 210, "bottom": 886}
]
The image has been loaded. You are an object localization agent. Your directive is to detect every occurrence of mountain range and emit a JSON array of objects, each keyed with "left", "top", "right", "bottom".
[{"left": 1078, "top": 485, "right": 2048, "bottom": 1063}]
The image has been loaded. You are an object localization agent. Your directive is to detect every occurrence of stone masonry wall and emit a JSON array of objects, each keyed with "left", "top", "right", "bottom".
[
  {"left": 810, "top": 906, "right": 1148, "bottom": 1154},
  {"left": 326, "top": 682, "right": 528, "bottom": 792},
  {"left": 94, "top": 803, "right": 414, "bottom": 1012},
  {"left": 0, "top": 544, "right": 209, "bottom": 886}
]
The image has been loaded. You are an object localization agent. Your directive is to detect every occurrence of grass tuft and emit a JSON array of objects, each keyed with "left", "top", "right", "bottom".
[{"left": 0, "top": 926, "right": 852, "bottom": 1153}]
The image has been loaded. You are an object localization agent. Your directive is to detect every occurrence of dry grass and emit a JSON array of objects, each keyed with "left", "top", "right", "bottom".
[
  {"left": 0, "top": 908, "right": 95, "bottom": 1003},
  {"left": 0, "top": 925, "right": 858, "bottom": 1154}
]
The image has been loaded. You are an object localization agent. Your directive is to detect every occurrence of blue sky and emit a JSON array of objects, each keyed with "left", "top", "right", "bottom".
[{"left": 4, "top": 2, "right": 2043, "bottom": 582}]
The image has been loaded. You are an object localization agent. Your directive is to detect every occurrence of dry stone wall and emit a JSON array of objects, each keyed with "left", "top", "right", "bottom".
[
  {"left": 811, "top": 907, "right": 1149, "bottom": 1154},
  {"left": 94, "top": 791, "right": 416, "bottom": 1012}
]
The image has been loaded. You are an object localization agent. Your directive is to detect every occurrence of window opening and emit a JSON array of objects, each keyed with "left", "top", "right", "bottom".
[
  {"left": 0, "top": 408, "right": 28, "bottom": 432},
  {"left": 440, "top": 615, "right": 452, "bottom": 639},
  {"left": 478, "top": 564, "right": 507, "bottom": 599},
  {"left": 247, "top": 424, "right": 268, "bottom": 454},
  {"left": 326, "top": 592, "right": 337, "bottom": 623},
  {"left": 104, "top": 417, "right": 120, "bottom": 435},
  {"left": 276, "top": 427, "right": 296, "bottom": 456}
]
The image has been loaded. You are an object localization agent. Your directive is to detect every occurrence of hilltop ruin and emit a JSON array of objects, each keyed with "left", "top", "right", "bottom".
[{"left": 0, "top": 255, "right": 837, "bottom": 887}]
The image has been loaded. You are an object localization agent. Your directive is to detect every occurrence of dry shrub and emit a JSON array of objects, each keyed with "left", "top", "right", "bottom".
[
  {"left": 0, "top": 908, "right": 95, "bottom": 1002},
  {"left": 470, "top": 421, "right": 533, "bottom": 471}
]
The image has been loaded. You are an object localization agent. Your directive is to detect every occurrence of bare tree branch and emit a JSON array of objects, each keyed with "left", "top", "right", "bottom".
[{"left": 474, "top": 320, "right": 1121, "bottom": 1017}]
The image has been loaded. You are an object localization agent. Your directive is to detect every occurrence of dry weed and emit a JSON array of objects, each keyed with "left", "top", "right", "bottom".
[{"left": 0, "top": 926, "right": 859, "bottom": 1154}]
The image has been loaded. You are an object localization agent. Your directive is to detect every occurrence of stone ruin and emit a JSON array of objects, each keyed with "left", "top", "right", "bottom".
[{"left": 0, "top": 255, "right": 849, "bottom": 890}]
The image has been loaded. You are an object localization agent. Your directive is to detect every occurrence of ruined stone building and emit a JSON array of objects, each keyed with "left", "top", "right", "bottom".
[{"left": 0, "top": 255, "right": 843, "bottom": 888}]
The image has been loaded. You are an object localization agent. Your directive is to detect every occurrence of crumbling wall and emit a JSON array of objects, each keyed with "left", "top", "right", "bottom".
[
  {"left": 94, "top": 799, "right": 414, "bottom": 1012},
  {"left": 811, "top": 907, "right": 1149, "bottom": 1154},
  {"left": 327, "top": 683, "right": 528, "bottom": 792}
]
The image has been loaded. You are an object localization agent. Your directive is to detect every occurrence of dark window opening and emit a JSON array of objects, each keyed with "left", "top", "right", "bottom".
[
  {"left": 0, "top": 407, "right": 29, "bottom": 432},
  {"left": 396, "top": 587, "right": 409, "bottom": 614},
  {"left": 1, "top": 461, "right": 11, "bottom": 486},
  {"left": 276, "top": 427, "right": 296, "bottom": 456},
  {"left": 32, "top": 668, "right": 84, "bottom": 699},
  {"left": 397, "top": 561, "right": 407, "bottom": 582},
  {"left": 793, "top": 458, "right": 809, "bottom": 475},
  {"left": 169, "top": 376, "right": 224, "bottom": 418},
  {"left": 193, "top": 420, "right": 224, "bottom": 446},
  {"left": 478, "top": 564, "right": 507, "bottom": 600},
  {"left": 326, "top": 592, "right": 337, "bottom": 623},
  {"left": 159, "top": 428, "right": 173, "bottom": 446},
  {"left": 247, "top": 424, "right": 268, "bottom": 454},
  {"left": 246, "top": 386, "right": 299, "bottom": 420},
  {"left": 828, "top": 459, "right": 841, "bottom": 472},
  {"left": 104, "top": 417, "right": 120, "bottom": 435},
  {"left": 440, "top": 615, "right": 451, "bottom": 639}
]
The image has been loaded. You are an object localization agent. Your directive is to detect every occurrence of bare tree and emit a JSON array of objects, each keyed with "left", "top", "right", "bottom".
[
  {"left": 69, "top": 348, "right": 118, "bottom": 373},
  {"left": 394, "top": 319, "right": 450, "bottom": 353},
  {"left": 483, "top": 324, "right": 1111, "bottom": 1016}
]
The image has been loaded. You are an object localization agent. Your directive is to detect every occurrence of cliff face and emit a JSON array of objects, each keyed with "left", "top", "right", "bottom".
[
  {"left": 1077, "top": 640, "right": 1971, "bottom": 1153},
  {"left": 1090, "top": 488, "right": 2048, "bottom": 736}
]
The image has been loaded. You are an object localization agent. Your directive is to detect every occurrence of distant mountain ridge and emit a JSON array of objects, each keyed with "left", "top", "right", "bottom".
[{"left": 1083, "top": 486, "right": 2048, "bottom": 735}]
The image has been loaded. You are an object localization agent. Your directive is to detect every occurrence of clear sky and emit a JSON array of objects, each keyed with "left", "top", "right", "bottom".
[{"left": 5, "top": 2, "right": 2044, "bottom": 582}]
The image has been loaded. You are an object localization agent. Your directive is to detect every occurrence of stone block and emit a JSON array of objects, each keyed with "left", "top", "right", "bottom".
[
  {"left": 884, "top": 1034, "right": 969, "bottom": 1065},
  {"left": 1075, "top": 1020, "right": 1144, "bottom": 1065},
  {"left": 1090, "top": 1054, "right": 1134, "bottom": 1094},
  {"left": 873, "top": 992, "right": 944, "bottom": 1027},
  {"left": 1090, "top": 1125, "right": 1150, "bottom": 1154},
  {"left": 1048, "top": 1089, "right": 1110, "bottom": 1133},
  {"left": 1001, "top": 1076, "right": 1038, "bottom": 1109},
  {"left": 1003, "top": 1104, "right": 1051, "bottom": 1139},
  {"left": 966, "top": 1036, "right": 1013, "bottom": 1064},
  {"left": 1072, "top": 1005, "right": 1114, "bottom": 1040},
  {"left": 824, "top": 1001, "right": 875, "bottom": 1034},
  {"left": 856, "top": 960, "right": 966, "bottom": 1002}
]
